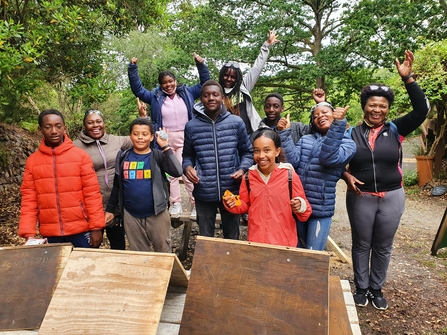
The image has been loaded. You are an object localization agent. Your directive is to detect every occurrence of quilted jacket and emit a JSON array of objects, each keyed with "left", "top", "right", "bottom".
[
  {"left": 182, "top": 103, "right": 253, "bottom": 202},
  {"left": 279, "top": 119, "right": 356, "bottom": 218},
  {"left": 128, "top": 61, "right": 210, "bottom": 131},
  {"left": 19, "top": 136, "right": 105, "bottom": 238}
]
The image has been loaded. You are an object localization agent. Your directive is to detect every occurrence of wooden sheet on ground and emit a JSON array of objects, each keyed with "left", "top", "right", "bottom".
[
  {"left": 329, "top": 276, "right": 353, "bottom": 335},
  {"left": 0, "top": 244, "right": 72, "bottom": 331},
  {"left": 179, "top": 237, "right": 330, "bottom": 335},
  {"left": 431, "top": 206, "right": 447, "bottom": 255},
  {"left": 39, "top": 249, "right": 188, "bottom": 335}
]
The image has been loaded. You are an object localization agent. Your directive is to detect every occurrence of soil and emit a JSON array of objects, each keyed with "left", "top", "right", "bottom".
[{"left": 1, "top": 127, "right": 447, "bottom": 335}]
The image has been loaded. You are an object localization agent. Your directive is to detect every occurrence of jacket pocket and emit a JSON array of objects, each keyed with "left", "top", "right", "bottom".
[{"left": 79, "top": 201, "right": 89, "bottom": 222}]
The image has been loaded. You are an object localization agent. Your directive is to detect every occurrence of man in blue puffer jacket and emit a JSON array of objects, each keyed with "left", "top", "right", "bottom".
[{"left": 183, "top": 80, "right": 253, "bottom": 240}]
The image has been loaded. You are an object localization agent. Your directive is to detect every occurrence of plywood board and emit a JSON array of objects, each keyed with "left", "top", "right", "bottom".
[
  {"left": 329, "top": 276, "right": 353, "bottom": 335},
  {"left": 179, "top": 237, "right": 330, "bottom": 335},
  {"left": 0, "top": 244, "right": 72, "bottom": 331},
  {"left": 39, "top": 249, "right": 188, "bottom": 335}
]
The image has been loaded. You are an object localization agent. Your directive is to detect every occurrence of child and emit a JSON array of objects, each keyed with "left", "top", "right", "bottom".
[
  {"left": 223, "top": 129, "right": 311, "bottom": 247},
  {"left": 105, "top": 118, "right": 182, "bottom": 252},
  {"left": 182, "top": 80, "right": 253, "bottom": 240},
  {"left": 19, "top": 109, "right": 105, "bottom": 248},
  {"left": 278, "top": 97, "right": 355, "bottom": 250},
  {"left": 129, "top": 53, "right": 210, "bottom": 218},
  {"left": 219, "top": 30, "right": 279, "bottom": 135}
]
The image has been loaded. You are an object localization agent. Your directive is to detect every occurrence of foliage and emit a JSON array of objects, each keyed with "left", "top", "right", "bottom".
[
  {"left": 403, "top": 169, "right": 419, "bottom": 187},
  {"left": 168, "top": 0, "right": 348, "bottom": 122},
  {"left": 0, "top": 0, "right": 169, "bottom": 124}
]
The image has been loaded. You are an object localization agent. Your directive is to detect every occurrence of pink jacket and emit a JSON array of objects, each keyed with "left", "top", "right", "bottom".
[
  {"left": 225, "top": 164, "right": 311, "bottom": 247},
  {"left": 19, "top": 136, "right": 105, "bottom": 238}
]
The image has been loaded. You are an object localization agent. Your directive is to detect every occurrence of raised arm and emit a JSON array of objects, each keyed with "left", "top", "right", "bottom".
[{"left": 243, "top": 30, "right": 280, "bottom": 92}]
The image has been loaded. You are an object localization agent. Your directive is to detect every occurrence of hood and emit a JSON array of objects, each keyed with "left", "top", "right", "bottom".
[{"left": 76, "top": 130, "right": 109, "bottom": 145}]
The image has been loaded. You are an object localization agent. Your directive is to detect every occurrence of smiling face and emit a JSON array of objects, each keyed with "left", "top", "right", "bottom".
[
  {"left": 84, "top": 113, "right": 105, "bottom": 140},
  {"left": 130, "top": 124, "right": 154, "bottom": 154},
  {"left": 253, "top": 135, "right": 281, "bottom": 175},
  {"left": 39, "top": 114, "right": 67, "bottom": 147},
  {"left": 201, "top": 84, "right": 223, "bottom": 117},
  {"left": 312, "top": 106, "right": 334, "bottom": 135},
  {"left": 264, "top": 96, "right": 284, "bottom": 126},
  {"left": 222, "top": 68, "right": 237, "bottom": 89},
  {"left": 160, "top": 75, "right": 177, "bottom": 95},
  {"left": 363, "top": 96, "right": 389, "bottom": 127}
]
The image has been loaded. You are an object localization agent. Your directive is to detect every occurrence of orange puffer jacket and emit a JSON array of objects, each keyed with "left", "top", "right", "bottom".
[{"left": 19, "top": 136, "right": 105, "bottom": 238}]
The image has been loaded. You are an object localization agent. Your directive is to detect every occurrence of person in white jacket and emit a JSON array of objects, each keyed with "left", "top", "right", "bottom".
[{"left": 218, "top": 30, "right": 280, "bottom": 135}]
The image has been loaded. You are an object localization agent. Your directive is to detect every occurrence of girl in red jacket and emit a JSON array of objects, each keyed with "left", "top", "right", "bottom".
[{"left": 223, "top": 129, "right": 311, "bottom": 247}]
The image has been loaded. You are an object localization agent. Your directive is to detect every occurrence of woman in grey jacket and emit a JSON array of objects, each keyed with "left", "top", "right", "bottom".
[
  {"left": 74, "top": 108, "right": 145, "bottom": 249},
  {"left": 219, "top": 30, "right": 279, "bottom": 135}
]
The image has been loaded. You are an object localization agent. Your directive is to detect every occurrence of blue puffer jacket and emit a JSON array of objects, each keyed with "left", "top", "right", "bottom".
[
  {"left": 128, "top": 62, "right": 210, "bottom": 131},
  {"left": 279, "top": 119, "right": 356, "bottom": 217},
  {"left": 182, "top": 103, "right": 253, "bottom": 202}
]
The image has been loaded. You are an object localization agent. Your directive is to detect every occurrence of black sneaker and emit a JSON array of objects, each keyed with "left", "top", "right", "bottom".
[
  {"left": 369, "top": 288, "right": 388, "bottom": 310},
  {"left": 353, "top": 287, "right": 369, "bottom": 307}
]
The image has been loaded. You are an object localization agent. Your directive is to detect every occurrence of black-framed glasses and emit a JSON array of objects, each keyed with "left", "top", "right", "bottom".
[
  {"left": 369, "top": 85, "right": 390, "bottom": 91},
  {"left": 224, "top": 61, "right": 240, "bottom": 69}
]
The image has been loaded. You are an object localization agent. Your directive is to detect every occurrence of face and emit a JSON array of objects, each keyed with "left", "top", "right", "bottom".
[
  {"left": 130, "top": 124, "right": 154, "bottom": 154},
  {"left": 253, "top": 135, "right": 280, "bottom": 175},
  {"left": 264, "top": 97, "right": 284, "bottom": 124},
  {"left": 222, "top": 68, "right": 237, "bottom": 89},
  {"left": 160, "top": 75, "right": 177, "bottom": 95},
  {"left": 201, "top": 85, "right": 223, "bottom": 115},
  {"left": 39, "top": 114, "right": 66, "bottom": 147},
  {"left": 312, "top": 106, "right": 334, "bottom": 134},
  {"left": 363, "top": 96, "right": 389, "bottom": 126},
  {"left": 84, "top": 113, "right": 105, "bottom": 140}
]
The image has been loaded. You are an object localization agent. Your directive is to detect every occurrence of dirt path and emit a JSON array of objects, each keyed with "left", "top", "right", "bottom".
[{"left": 330, "top": 180, "right": 447, "bottom": 334}]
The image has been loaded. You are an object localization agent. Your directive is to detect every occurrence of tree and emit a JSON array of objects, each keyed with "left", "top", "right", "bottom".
[
  {"left": 0, "top": 0, "right": 169, "bottom": 123},
  {"left": 168, "top": 0, "right": 348, "bottom": 121}
]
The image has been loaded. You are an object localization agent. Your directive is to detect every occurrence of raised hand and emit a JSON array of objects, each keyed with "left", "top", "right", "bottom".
[
  {"left": 267, "top": 30, "right": 280, "bottom": 45},
  {"left": 312, "top": 88, "right": 326, "bottom": 104}
]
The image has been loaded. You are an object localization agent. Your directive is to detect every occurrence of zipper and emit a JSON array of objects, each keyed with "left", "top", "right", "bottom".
[
  {"left": 52, "top": 148, "right": 64, "bottom": 235},
  {"left": 212, "top": 120, "right": 222, "bottom": 200},
  {"left": 364, "top": 129, "right": 378, "bottom": 192}
]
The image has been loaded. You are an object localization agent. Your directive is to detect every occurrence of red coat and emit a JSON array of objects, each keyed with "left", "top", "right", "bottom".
[
  {"left": 19, "top": 137, "right": 105, "bottom": 238},
  {"left": 225, "top": 164, "right": 312, "bottom": 247}
]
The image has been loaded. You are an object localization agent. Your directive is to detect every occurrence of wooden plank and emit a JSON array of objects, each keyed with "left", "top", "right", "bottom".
[
  {"left": 326, "top": 236, "right": 351, "bottom": 263},
  {"left": 0, "top": 244, "right": 72, "bottom": 331},
  {"left": 179, "top": 237, "right": 330, "bottom": 335},
  {"left": 329, "top": 277, "right": 353, "bottom": 335},
  {"left": 177, "top": 221, "right": 192, "bottom": 261},
  {"left": 39, "top": 249, "right": 188, "bottom": 335}
]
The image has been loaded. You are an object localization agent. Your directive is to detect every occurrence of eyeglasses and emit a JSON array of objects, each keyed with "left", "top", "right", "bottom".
[
  {"left": 369, "top": 85, "right": 390, "bottom": 91},
  {"left": 224, "top": 61, "right": 240, "bottom": 69}
]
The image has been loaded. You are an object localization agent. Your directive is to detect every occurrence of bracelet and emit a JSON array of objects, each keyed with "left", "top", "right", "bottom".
[
  {"left": 161, "top": 145, "right": 170, "bottom": 150},
  {"left": 401, "top": 73, "right": 414, "bottom": 81}
]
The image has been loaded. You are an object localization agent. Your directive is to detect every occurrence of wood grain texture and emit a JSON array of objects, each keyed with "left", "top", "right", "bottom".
[
  {"left": 179, "top": 237, "right": 330, "bottom": 335},
  {"left": 329, "top": 276, "right": 353, "bottom": 335},
  {"left": 39, "top": 249, "right": 188, "bottom": 335},
  {"left": 0, "top": 244, "right": 72, "bottom": 330}
]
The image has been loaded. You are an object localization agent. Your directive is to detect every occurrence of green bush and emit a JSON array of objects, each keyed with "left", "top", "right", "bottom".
[{"left": 403, "top": 169, "right": 418, "bottom": 187}]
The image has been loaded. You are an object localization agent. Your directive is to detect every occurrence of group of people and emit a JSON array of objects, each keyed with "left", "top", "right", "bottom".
[{"left": 18, "top": 28, "right": 430, "bottom": 312}]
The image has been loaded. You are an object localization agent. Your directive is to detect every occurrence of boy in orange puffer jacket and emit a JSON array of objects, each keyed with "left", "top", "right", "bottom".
[{"left": 19, "top": 109, "right": 105, "bottom": 247}]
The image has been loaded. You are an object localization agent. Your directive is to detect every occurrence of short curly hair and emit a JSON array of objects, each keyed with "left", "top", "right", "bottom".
[{"left": 360, "top": 84, "right": 395, "bottom": 110}]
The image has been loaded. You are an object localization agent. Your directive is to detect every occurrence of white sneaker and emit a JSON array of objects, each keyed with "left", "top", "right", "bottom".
[
  {"left": 190, "top": 206, "right": 197, "bottom": 220},
  {"left": 169, "top": 202, "right": 182, "bottom": 218}
]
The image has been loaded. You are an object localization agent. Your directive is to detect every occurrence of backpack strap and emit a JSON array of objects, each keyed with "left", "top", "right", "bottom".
[
  {"left": 245, "top": 172, "right": 250, "bottom": 194},
  {"left": 288, "top": 169, "right": 293, "bottom": 200}
]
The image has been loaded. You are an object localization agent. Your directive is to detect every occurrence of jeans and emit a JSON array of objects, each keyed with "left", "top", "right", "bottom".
[
  {"left": 297, "top": 216, "right": 332, "bottom": 251},
  {"left": 46, "top": 231, "right": 92, "bottom": 248},
  {"left": 195, "top": 200, "right": 240, "bottom": 240}
]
